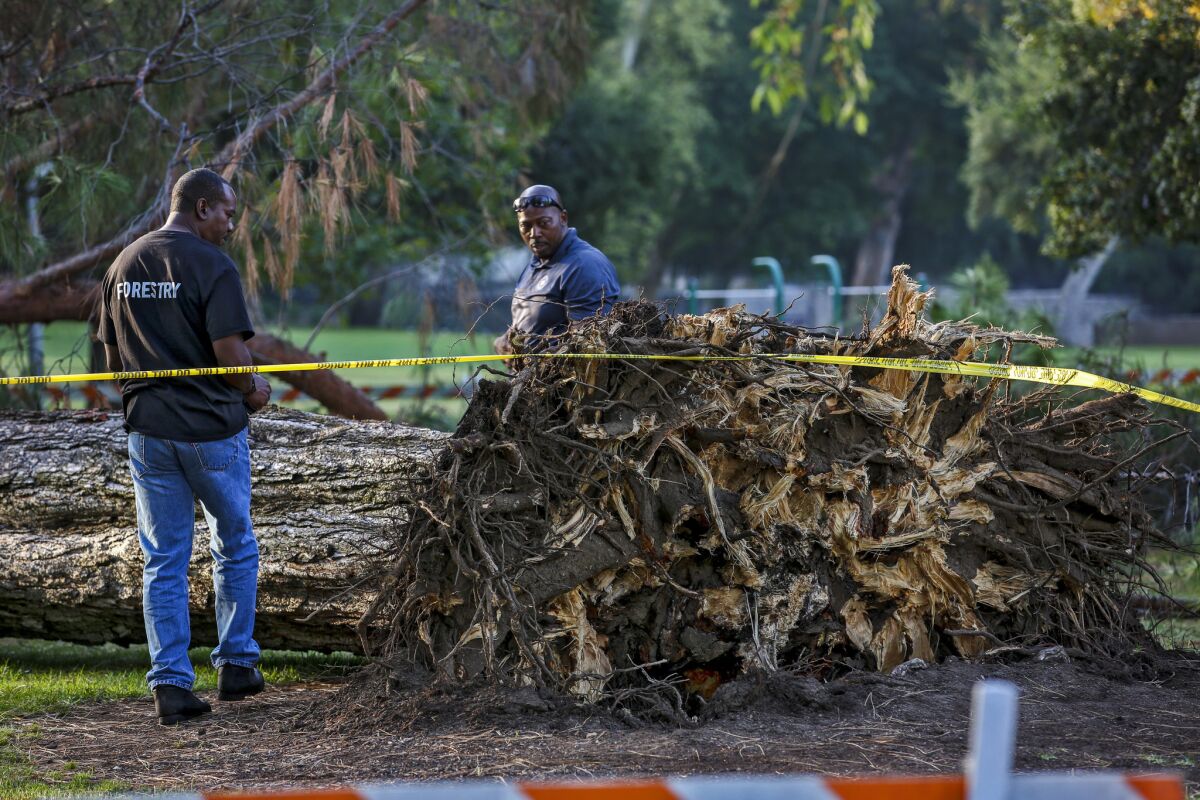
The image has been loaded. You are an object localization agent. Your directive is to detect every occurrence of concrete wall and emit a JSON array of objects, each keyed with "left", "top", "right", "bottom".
[{"left": 1124, "top": 316, "right": 1200, "bottom": 347}]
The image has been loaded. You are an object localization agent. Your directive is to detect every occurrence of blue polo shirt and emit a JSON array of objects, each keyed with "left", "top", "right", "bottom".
[{"left": 510, "top": 228, "right": 620, "bottom": 337}]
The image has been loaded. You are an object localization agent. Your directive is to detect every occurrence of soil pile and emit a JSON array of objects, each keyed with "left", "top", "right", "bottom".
[{"left": 360, "top": 266, "right": 1167, "bottom": 715}]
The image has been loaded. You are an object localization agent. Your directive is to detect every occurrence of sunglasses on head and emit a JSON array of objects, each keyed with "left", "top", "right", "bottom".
[{"left": 513, "top": 194, "right": 564, "bottom": 212}]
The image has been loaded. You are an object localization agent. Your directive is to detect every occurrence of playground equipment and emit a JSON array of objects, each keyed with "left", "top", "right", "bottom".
[{"left": 684, "top": 254, "right": 854, "bottom": 327}]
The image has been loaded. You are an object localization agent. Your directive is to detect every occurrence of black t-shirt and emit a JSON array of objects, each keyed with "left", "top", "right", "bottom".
[{"left": 98, "top": 230, "right": 254, "bottom": 442}]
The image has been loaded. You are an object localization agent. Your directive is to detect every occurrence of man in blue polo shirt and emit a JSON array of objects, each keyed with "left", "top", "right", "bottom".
[{"left": 495, "top": 185, "right": 620, "bottom": 353}]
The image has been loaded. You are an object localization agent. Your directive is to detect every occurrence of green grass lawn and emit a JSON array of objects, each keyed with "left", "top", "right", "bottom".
[
  {"left": 1060, "top": 345, "right": 1200, "bottom": 372},
  {"left": 279, "top": 326, "right": 494, "bottom": 427},
  {"left": 0, "top": 321, "right": 497, "bottom": 427},
  {"left": 1145, "top": 551, "right": 1200, "bottom": 651},
  {"left": 0, "top": 638, "right": 362, "bottom": 798},
  {"left": 0, "top": 322, "right": 494, "bottom": 387}
]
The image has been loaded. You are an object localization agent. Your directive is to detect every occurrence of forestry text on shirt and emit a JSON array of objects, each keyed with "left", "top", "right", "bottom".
[{"left": 116, "top": 281, "right": 182, "bottom": 299}]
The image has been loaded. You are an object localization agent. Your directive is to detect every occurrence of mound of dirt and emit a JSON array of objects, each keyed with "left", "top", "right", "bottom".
[{"left": 360, "top": 266, "right": 1171, "bottom": 715}]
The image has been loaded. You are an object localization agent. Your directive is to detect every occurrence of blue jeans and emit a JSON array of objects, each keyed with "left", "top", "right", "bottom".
[{"left": 128, "top": 428, "right": 260, "bottom": 690}]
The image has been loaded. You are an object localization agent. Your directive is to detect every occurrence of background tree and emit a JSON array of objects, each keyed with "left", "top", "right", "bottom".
[
  {"left": 537, "top": 0, "right": 1001, "bottom": 291},
  {"left": 952, "top": 0, "right": 1200, "bottom": 339},
  {"left": 1011, "top": 0, "right": 1200, "bottom": 258},
  {"left": 531, "top": 0, "right": 728, "bottom": 285}
]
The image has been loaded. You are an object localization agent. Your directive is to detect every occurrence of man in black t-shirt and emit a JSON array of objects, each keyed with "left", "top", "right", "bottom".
[{"left": 98, "top": 168, "right": 271, "bottom": 725}]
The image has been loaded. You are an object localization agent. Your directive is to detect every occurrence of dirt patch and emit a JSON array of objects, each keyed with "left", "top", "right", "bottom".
[{"left": 12, "top": 656, "right": 1200, "bottom": 794}]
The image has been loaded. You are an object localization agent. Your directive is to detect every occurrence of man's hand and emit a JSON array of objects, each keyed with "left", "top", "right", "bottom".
[
  {"left": 492, "top": 331, "right": 513, "bottom": 356},
  {"left": 243, "top": 374, "right": 271, "bottom": 413}
]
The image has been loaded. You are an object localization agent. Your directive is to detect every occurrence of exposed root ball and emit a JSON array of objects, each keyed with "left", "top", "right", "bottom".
[{"left": 361, "top": 267, "right": 1165, "bottom": 713}]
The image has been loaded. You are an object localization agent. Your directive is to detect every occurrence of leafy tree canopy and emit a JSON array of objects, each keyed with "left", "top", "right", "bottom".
[
  {"left": 538, "top": 0, "right": 1000, "bottom": 288},
  {"left": 958, "top": 0, "right": 1200, "bottom": 257},
  {"left": 749, "top": 0, "right": 877, "bottom": 133}
]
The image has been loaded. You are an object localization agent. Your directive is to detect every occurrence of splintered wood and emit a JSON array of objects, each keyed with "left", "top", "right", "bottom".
[{"left": 365, "top": 266, "right": 1163, "bottom": 709}]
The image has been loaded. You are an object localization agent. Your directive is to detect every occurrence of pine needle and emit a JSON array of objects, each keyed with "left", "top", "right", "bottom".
[
  {"left": 262, "top": 235, "right": 284, "bottom": 296},
  {"left": 405, "top": 77, "right": 429, "bottom": 116},
  {"left": 357, "top": 134, "right": 380, "bottom": 186},
  {"left": 314, "top": 158, "right": 350, "bottom": 255},
  {"left": 234, "top": 209, "right": 259, "bottom": 299},
  {"left": 385, "top": 173, "right": 404, "bottom": 222},
  {"left": 339, "top": 109, "right": 355, "bottom": 155},
  {"left": 330, "top": 145, "right": 351, "bottom": 189},
  {"left": 318, "top": 93, "right": 338, "bottom": 141},
  {"left": 272, "top": 159, "right": 303, "bottom": 293},
  {"left": 400, "top": 121, "right": 422, "bottom": 174}
]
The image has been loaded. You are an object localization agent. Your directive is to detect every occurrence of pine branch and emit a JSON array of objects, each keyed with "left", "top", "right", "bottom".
[
  {"left": 214, "top": 0, "right": 428, "bottom": 175},
  {"left": 2, "top": 1, "right": 223, "bottom": 118},
  {"left": 2, "top": 115, "right": 98, "bottom": 177},
  {"left": 3, "top": 75, "right": 138, "bottom": 116},
  {"left": 0, "top": 0, "right": 430, "bottom": 301}
]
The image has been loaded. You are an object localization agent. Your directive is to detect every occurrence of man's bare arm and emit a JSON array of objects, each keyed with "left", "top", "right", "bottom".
[
  {"left": 213, "top": 334, "right": 272, "bottom": 412},
  {"left": 212, "top": 334, "right": 255, "bottom": 393},
  {"left": 104, "top": 343, "right": 124, "bottom": 373}
]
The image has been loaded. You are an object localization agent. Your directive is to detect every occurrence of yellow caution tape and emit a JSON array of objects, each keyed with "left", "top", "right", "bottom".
[{"left": 2, "top": 351, "right": 1198, "bottom": 414}]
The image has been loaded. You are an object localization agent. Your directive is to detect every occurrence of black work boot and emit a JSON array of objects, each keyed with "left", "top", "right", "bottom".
[
  {"left": 217, "top": 664, "right": 265, "bottom": 701},
  {"left": 153, "top": 685, "right": 212, "bottom": 726}
]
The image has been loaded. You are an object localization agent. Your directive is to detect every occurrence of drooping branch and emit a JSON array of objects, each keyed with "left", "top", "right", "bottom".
[{"left": 248, "top": 333, "right": 388, "bottom": 421}]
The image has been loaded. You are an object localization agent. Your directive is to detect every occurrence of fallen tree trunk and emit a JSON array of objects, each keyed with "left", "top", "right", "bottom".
[
  {"left": 0, "top": 279, "right": 96, "bottom": 324},
  {"left": 247, "top": 333, "right": 387, "bottom": 421},
  {"left": 0, "top": 407, "right": 445, "bottom": 652}
]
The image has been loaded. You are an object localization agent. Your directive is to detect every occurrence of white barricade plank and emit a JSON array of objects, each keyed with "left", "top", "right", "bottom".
[
  {"left": 78, "top": 770, "right": 1185, "bottom": 800},
  {"left": 360, "top": 784, "right": 523, "bottom": 800},
  {"left": 1012, "top": 774, "right": 1159, "bottom": 800},
  {"left": 666, "top": 775, "right": 840, "bottom": 800},
  {"left": 965, "top": 680, "right": 1019, "bottom": 800}
]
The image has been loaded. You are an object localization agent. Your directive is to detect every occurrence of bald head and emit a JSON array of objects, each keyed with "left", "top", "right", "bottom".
[
  {"left": 519, "top": 184, "right": 562, "bottom": 206},
  {"left": 513, "top": 184, "right": 565, "bottom": 213},
  {"left": 171, "top": 168, "right": 231, "bottom": 215},
  {"left": 164, "top": 167, "right": 237, "bottom": 247}
]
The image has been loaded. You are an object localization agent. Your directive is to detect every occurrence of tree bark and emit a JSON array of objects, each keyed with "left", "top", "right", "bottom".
[
  {"left": 247, "top": 333, "right": 388, "bottom": 421},
  {"left": 851, "top": 142, "right": 915, "bottom": 287},
  {"left": 0, "top": 408, "right": 445, "bottom": 652},
  {"left": 1055, "top": 236, "right": 1120, "bottom": 347},
  {"left": 0, "top": 279, "right": 95, "bottom": 323}
]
